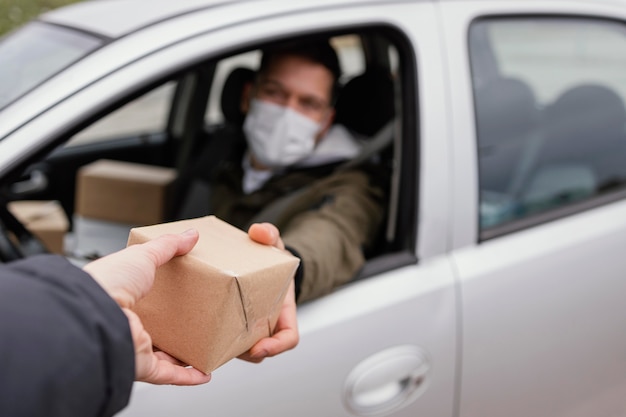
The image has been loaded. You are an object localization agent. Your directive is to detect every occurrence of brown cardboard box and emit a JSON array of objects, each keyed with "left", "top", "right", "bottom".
[
  {"left": 128, "top": 215, "right": 300, "bottom": 374},
  {"left": 8, "top": 200, "right": 69, "bottom": 255},
  {"left": 75, "top": 159, "right": 177, "bottom": 225}
]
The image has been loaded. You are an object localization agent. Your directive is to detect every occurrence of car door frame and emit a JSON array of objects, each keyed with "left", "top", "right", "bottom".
[{"left": 113, "top": 2, "right": 461, "bottom": 417}]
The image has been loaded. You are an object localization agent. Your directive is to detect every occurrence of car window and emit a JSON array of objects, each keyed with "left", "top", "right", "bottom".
[
  {"left": 67, "top": 81, "right": 177, "bottom": 146},
  {"left": 22, "top": 28, "right": 410, "bottom": 286},
  {"left": 470, "top": 17, "right": 626, "bottom": 235},
  {"left": 332, "top": 34, "right": 366, "bottom": 82}
]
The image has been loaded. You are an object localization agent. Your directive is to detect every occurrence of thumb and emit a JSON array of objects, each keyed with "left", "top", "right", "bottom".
[{"left": 248, "top": 223, "right": 283, "bottom": 249}]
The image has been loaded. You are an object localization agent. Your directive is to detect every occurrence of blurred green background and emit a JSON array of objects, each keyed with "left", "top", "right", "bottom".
[{"left": 0, "top": 0, "right": 82, "bottom": 35}]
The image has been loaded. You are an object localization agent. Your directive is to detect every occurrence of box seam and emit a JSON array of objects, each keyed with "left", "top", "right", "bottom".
[{"left": 233, "top": 276, "right": 249, "bottom": 332}]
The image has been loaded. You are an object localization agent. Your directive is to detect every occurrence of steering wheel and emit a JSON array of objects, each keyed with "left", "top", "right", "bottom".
[{"left": 0, "top": 202, "right": 48, "bottom": 262}]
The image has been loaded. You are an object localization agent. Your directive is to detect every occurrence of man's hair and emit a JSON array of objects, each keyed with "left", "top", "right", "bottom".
[{"left": 258, "top": 39, "right": 341, "bottom": 103}]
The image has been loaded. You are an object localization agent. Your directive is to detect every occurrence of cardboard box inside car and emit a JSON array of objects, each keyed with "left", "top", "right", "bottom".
[
  {"left": 127, "top": 215, "right": 300, "bottom": 374},
  {"left": 75, "top": 159, "right": 177, "bottom": 226},
  {"left": 8, "top": 200, "right": 69, "bottom": 255}
]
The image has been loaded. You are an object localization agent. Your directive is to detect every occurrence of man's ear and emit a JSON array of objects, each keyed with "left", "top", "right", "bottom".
[{"left": 240, "top": 82, "right": 253, "bottom": 114}]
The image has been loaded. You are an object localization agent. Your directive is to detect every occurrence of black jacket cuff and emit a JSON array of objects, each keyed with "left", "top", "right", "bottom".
[{"left": 284, "top": 245, "right": 304, "bottom": 302}]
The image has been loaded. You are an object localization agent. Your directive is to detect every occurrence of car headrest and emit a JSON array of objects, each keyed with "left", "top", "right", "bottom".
[
  {"left": 542, "top": 83, "right": 626, "bottom": 160},
  {"left": 546, "top": 84, "right": 626, "bottom": 136},
  {"left": 220, "top": 67, "right": 255, "bottom": 127},
  {"left": 334, "top": 67, "right": 395, "bottom": 137},
  {"left": 474, "top": 77, "right": 539, "bottom": 147}
]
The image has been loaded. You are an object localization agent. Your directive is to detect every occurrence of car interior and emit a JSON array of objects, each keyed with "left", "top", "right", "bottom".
[{"left": 0, "top": 27, "right": 419, "bottom": 289}]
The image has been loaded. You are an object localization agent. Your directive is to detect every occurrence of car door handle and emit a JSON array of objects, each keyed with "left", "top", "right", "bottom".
[
  {"left": 343, "top": 345, "right": 431, "bottom": 416},
  {"left": 11, "top": 169, "right": 48, "bottom": 195}
]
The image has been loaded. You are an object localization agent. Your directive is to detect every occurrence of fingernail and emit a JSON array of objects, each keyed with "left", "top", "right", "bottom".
[
  {"left": 182, "top": 229, "right": 197, "bottom": 236},
  {"left": 251, "top": 349, "right": 268, "bottom": 360}
]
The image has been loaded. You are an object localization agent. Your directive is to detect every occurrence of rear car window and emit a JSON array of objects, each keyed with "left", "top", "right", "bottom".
[{"left": 470, "top": 17, "right": 626, "bottom": 234}]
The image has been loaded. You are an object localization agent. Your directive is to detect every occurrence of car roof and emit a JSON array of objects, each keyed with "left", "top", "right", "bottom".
[
  {"left": 39, "top": 0, "right": 244, "bottom": 39},
  {"left": 38, "top": 0, "right": 412, "bottom": 39},
  {"left": 39, "top": 0, "right": 626, "bottom": 40}
]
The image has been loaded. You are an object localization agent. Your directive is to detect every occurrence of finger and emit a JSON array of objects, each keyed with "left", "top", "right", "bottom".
[
  {"left": 245, "top": 326, "right": 299, "bottom": 361},
  {"left": 250, "top": 303, "right": 299, "bottom": 359},
  {"left": 242, "top": 282, "right": 298, "bottom": 362},
  {"left": 140, "top": 358, "right": 212, "bottom": 386},
  {"left": 134, "top": 229, "right": 200, "bottom": 267},
  {"left": 153, "top": 350, "right": 188, "bottom": 366},
  {"left": 248, "top": 223, "right": 284, "bottom": 250},
  {"left": 237, "top": 350, "right": 264, "bottom": 363},
  {"left": 248, "top": 223, "right": 277, "bottom": 245}
]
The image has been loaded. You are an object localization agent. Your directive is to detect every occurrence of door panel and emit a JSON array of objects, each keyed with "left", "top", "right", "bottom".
[
  {"left": 121, "top": 261, "right": 458, "bottom": 417},
  {"left": 454, "top": 204, "right": 626, "bottom": 416}
]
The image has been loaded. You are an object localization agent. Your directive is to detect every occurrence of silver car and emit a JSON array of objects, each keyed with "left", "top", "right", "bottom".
[{"left": 1, "top": 0, "right": 626, "bottom": 416}]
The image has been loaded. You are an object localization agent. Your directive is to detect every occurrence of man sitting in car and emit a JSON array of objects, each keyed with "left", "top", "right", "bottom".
[{"left": 205, "top": 39, "right": 391, "bottom": 303}]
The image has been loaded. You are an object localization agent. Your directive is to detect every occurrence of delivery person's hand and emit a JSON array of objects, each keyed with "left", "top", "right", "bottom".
[
  {"left": 84, "top": 229, "right": 212, "bottom": 385},
  {"left": 241, "top": 222, "right": 299, "bottom": 363}
]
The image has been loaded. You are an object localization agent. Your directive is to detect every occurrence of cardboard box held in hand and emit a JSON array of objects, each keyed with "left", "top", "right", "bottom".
[{"left": 127, "top": 215, "right": 300, "bottom": 374}]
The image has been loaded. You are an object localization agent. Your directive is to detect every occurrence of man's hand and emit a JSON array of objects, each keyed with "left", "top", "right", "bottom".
[
  {"left": 84, "top": 229, "right": 212, "bottom": 385},
  {"left": 239, "top": 223, "right": 299, "bottom": 363}
]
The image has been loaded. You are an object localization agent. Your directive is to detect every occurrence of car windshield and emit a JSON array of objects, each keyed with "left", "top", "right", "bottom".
[{"left": 0, "top": 22, "right": 103, "bottom": 111}]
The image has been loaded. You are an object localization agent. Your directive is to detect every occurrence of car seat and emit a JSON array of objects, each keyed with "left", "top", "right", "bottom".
[
  {"left": 335, "top": 67, "right": 395, "bottom": 138},
  {"left": 333, "top": 67, "right": 396, "bottom": 177},
  {"left": 474, "top": 77, "right": 540, "bottom": 193},
  {"left": 220, "top": 67, "right": 255, "bottom": 128},
  {"left": 170, "top": 66, "right": 255, "bottom": 220},
  {"left": 333, "top": 67, "right": 399, "bottom": 270},
  {"left": 473, "top": 77, "right": 540, "bottom": 227},
  {"left": 519, "top": 84, "right": 626, "bottom": 214}
]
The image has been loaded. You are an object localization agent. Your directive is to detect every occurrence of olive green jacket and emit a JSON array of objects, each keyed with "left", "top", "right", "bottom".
[{"left": 210, "top": 158, "right": 387, "bottom": 303}]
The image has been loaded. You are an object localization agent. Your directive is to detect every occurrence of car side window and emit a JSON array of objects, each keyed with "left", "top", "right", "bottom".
[
  {"left": 470, "top": 18, "right": 626, "bottom": 235},
  {"left": 66, "top": 81, "right": 177, "bottom": 146}
]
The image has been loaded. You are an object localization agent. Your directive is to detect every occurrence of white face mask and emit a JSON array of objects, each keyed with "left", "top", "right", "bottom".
[{"left": 243, "top": 98, "right": 322, "bottom": 169}]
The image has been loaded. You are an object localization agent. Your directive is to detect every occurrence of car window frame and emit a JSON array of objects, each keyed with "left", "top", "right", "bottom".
[{"left": 1, "top": 22, "right": 421, "bottom": 283}]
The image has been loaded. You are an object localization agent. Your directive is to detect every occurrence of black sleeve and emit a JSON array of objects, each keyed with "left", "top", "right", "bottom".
[
  {"left": 0, "top": 254, "right": 135, "bottom": 417},
  {"left": 284, "top": 245, "right": 304, "bottom": 302}
]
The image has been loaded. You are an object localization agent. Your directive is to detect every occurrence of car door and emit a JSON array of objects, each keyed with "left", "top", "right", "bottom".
[
  {"left": 440, "top": 1, "right": 626, "bottom": 416},
  {"left": 116, "top": 1, "right": 459, "bottom": 417}
]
